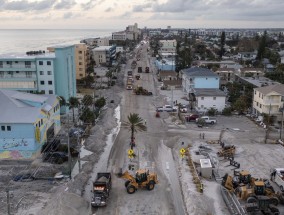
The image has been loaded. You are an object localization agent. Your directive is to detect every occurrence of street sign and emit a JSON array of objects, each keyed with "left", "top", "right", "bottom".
[
  {"left": 128, "top": 155, "right": 134, "bottom": 159},
  {"left": 180, "top": 148, "right": 186, "bottom": 154},
  {"left": 128, "top": 149, "right": 134, "bottom": 155}
]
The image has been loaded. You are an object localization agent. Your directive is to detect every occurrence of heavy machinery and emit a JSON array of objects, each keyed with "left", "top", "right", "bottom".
[
  {"left": 245, "top": 196, "right": 279, "bottom": 214},
  {"left": 217, "top": 145, "right": 236, "bottom": 157},
  {"left": 222, "top": 171, "right": 284, "bottom": 214},
  {"left": 134, "top": 86, "right": 152, "bottom": 95},
  {"left": 119, "top": 169, "right": 158, "bottom": 194},
  {"left": 91, "top": 172, "right": 112, "bottom": 207}
]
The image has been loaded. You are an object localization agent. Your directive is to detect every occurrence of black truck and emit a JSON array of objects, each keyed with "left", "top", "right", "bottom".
[
  {"left": 91, "top": 172, "right": 112, "bottom": 207},
  {"left": 138, "top": 67, "right": 142, "bottom": 73}
]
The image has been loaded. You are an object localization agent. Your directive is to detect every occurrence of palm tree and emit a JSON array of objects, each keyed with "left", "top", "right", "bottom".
[
  {"left": 122, "top": 113, "right": 147, "bottom": 149},
  {"left": 68, "top": 97, "right": 80, "bottom": 123}
]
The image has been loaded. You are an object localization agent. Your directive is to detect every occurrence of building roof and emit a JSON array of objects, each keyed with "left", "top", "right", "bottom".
[
  {"left": 255, "top": 84, "right": 284, "bottom": 96},
  {"left": 0, "top": 52, "right": 55, "bottom": 60},
  {"left": 163, "top": 80, "right": 182, "bottom": 86},
  {"left": 0, "top": 89, "right": 57, "bottom": 124},
  {"left": 93, "top": 46, "right": 113, "bottom": 51},
  {"left": 194, "top": 88, "right": 226, "bottom": 97},
  {"left": 159, "top": 71, "right": 177, "bottom": 77},
  {"left": 216, "top": 68, "right": 236, "bottom": 72},
  {"left": 182, "top": 67, "right": 218, "bottom": 77},
  {"left": 240, "top": 68, "right": 264, "bottom": 72}
]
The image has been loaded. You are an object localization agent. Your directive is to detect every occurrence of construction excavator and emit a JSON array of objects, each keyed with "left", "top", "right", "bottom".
[
  {"left": 222, "top": 171, "right": 284, "bottom": 214},
  {"left": 217, "top": 145, "right": 236, "bottom": 157},
  {"left": 118, "top": 169, "right": 158, "bottom": 194}
]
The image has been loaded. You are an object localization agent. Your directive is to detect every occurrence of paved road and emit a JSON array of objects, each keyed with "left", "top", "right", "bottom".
[{"left": 94, "top": 42, "right": 186, "bottom": 215}]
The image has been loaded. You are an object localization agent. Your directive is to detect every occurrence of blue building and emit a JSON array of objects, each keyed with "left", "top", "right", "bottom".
[
  {"left": 0, "top": 89, "right": 60, "bottom": 159},
  {"left": 181, "top": 67, "right": 219, "bottom": 93},
  {"left": 155, "top": 59, "right": 175, "bottom": 71},
  {"left": 0, "top": 45, "right": 76, "bottom": 113}
]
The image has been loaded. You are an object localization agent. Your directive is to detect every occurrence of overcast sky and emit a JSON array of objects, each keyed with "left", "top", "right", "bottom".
[{"left": 0, "top": 0, "right": 284, "bottom": 29}]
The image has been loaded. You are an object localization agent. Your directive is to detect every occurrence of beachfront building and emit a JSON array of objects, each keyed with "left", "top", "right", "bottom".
[
  {"left": 112, "top": 23, "right": 141, "bottom": 41},
  {"left": 74, "top": 44, "right": 90, "bottom": 80},
  {"left": 92, "top": 45, "right": 116, "bottom": 66},
  {"left": 0, "top": 45, "right": 76, "bottom": 112},
  {"left": 0, "top": 89, "right": 60, "bottom": 159}
]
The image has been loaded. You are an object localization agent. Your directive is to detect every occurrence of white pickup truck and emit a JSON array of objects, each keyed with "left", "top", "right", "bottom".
[
  {"left": 271, "top": 168, "right": 284, "bottom": 191},
  {"left": 156, "top": 105, "right": 178, "bottom": 112},
  {"left": 196, "top": 116, "right": 217, "bottom": 124}
]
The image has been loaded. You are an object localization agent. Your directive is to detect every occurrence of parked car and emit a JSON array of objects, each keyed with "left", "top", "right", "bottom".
[
  {"left": 156, "top": 105, "right": 174, "bottom": 112},
  {"left": 185, "top": 114, "right": 199, "bottom": 122},
  {"left": 180, "top": 104, "right": 188, "bottom": 113},
  {"left": 195, "top": 116, "right": 217, "bottom": 124},
  {"left": 43, "top": 152, "right": 68, "bottom": 164},
  {"left": 13, "top": 173, "right": 35, "bottom": 182}
]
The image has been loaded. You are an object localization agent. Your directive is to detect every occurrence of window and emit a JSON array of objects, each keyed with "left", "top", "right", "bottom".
[
  {"left": 47, "top": 61, "right": 51, "bottom": 65},
  {"left": 16, "top": 71, "right": 19, "bottom": 73},
  {"left": 79, "top": 56, "right": 82, "bottom": 60},
  {"left": 79, "top": 51, "right": 82, "bottom": 54},
  {"left": 260, "top": 104, "right": 262, "bottom": 108},
  {"left": 1, "top": 126, "right": 5, "bottom": 131},
  {"left": 15, "top": 61, "right": 18, "bottom": 63},
  {"left": 25, "top": 61, "right": 31, "bottom": 68},
  {"left": 0, "top": 72, "right": 4, "bottom": 77},
  {"left": 41, "top": 90, "right": 45, "bottom": 94},
  {"left": 39, "top": 61, "right": 43, "bottom": 65},
  {"left": 49, "top": 90, "right": 53, "bottom": 94},
  {"left": 79, "top": 62, "right": 82, "bottom": 65},
  {"left": 26, "top": 71, "right": 32, "bottom": 78},
  {"left": 80, "top": 74, "right": 83, "bottom": 77},
  {"left": 48, "top": 81, "right": 52, "bottom": 85},
  {"left": 256, "top": 102, "right": 259, "bottom": 106},
  {"left": 41, "top": 119, "right": 43, "bottom": 125},
  {"left": 201, "top": 97, "right": 204, "bottom": 100},
  {"left": 40, "top": 71, "right": 44, "bottom": 75},
  {"left": 213, "top": 97, "right": 216, "bottom": 100},
  {"left": 7, "top": 126, "right": 11, "bottom": 131},
  {"left": 47, "top": 71, "right": 52, "bottom": 75},
  {"left": 40, "top": 81, "right": 45, "bottom": 85}
]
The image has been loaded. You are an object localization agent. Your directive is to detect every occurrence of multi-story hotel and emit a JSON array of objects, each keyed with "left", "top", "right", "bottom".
[{"left": 0, "top": 45, "right": 76, "bottom": 109}]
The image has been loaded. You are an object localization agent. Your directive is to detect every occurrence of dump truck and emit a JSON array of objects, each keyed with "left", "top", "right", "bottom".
[
  {"left": 131, "top": 61, "right": 137, "bottom": 69},
  {"left": 145, "top": 67, "right": 149, "bottom": 73},
  {"left": 118, "top": 169, "right": 158, "bottom": 194},
  {"left": 127, "top": 71, "right": 133, "bottom": 76},
  {"left": 135, "top": 74, "right": 140, "bottom": 80},
  {"left": 134, "top": 86, "right": 152, "bottom": 95},
  {"left": 91, "top": 172, "right": 112, "bottom": 207}
]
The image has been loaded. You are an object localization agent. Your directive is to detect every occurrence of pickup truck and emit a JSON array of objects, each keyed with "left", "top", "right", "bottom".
[
  {"left": 91, "top": 172, "right": 112, "bottom": 207},
  {"left": 195, "top": 116, "right": 217, "bottom": 124},
  {"left": 271, "top": 168, "right": 284, "bottom": 191},
  {"left": 156, "top": 105, "right": 178, "bottom": 112}
]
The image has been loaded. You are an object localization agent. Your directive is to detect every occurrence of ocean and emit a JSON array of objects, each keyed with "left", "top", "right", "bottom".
[{"left": 0, "top": 29, "right": 117, "bottom": 54}]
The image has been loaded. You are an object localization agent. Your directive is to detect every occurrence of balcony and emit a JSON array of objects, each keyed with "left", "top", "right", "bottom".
[{"left": 0, "top": 65, "right": 36, "bottom": 72}]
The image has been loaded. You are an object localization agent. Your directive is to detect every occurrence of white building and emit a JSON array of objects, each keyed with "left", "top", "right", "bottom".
[
  {"left": 253, "top": 84, "right": 284, "bottom": 117},
  {"left": 112, "top": 31, "right": 126, "bottom": 41},
  {"left": 194, "top": 89, "right": 226, "bottom": 112},
  {"left": 159, "top": 40, "right": 177, "bottom": 54},
  {"left": 0, "top": 52, "right": 55, "bottom": 94},
  {"left": 92, "top": 46, "right": 116, "bottom": 65}
]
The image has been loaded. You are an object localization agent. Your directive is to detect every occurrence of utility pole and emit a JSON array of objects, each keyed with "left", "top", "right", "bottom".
[
  {"left": 67, "top": 114, "right": 72, "bottom": 179},
  {"left": 77, "top": 135, "right": 81, "bottom": 173},
  {"left": 280, "top": 106, "right": 284, "bottom": 140},
  {"left": 6, "top": 188, "right": 11, "bottom": 215}
]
